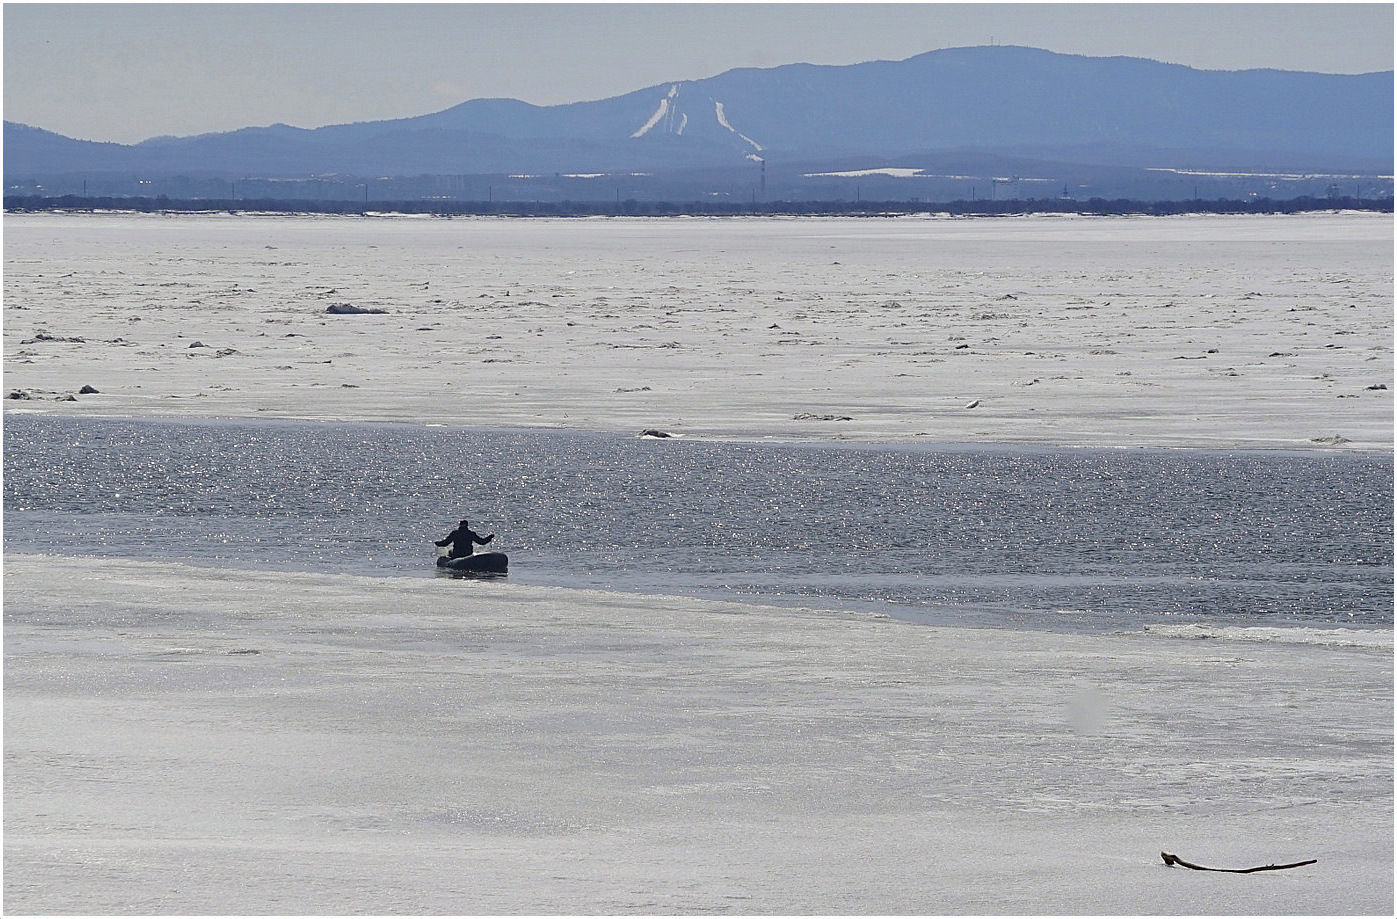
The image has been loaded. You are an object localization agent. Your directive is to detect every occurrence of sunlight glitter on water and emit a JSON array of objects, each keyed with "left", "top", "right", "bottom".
[{"left": 4, "top": 414, "right": 1391, "bottom": 632}]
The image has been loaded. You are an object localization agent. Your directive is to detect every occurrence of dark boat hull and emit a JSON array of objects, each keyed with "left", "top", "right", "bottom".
[{"left": 436, "top": 552, "right": 508, "bottom": 574}]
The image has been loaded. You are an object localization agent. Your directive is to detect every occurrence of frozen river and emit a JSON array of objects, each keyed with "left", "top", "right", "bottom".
[{"left": 4, "top": 212, "right": 1391, "bottom": 913}]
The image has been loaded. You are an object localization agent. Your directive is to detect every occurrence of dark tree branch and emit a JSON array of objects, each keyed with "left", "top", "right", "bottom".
[{"left": 1161, "top": 851, "right": 1317, "bottom": 873}]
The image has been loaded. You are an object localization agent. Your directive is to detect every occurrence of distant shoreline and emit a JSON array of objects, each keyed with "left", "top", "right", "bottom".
[{"left": 5, "top": 193, "right": 1391, "bottom": 218}]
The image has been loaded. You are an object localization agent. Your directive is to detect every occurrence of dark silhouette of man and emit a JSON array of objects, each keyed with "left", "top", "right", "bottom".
[{"left": 435, "top": 519, "right": 495, "bottom": 559}]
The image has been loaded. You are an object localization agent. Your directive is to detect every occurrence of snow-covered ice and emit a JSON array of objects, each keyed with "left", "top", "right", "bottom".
[
  {"left": 4, "top": 555, "right": 1390, "bottom": 914},
  {"left": 3, "top": 212, "right": 1390, "bottom": 449},
  {"left": 3, "top": 211, "right": 1392, "bottom": 913}
]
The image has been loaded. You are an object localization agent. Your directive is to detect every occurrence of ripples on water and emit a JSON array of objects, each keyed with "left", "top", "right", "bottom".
[{"left": 4, "top": 414, "right": 1391, "bottom": 631}]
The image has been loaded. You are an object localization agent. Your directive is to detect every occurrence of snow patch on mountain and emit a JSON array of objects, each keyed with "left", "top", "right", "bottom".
[
  {"left": 631, "top": 85, "right": 683, "bottom": 139},
  {"left": 809, "top": 167, "right": 927, "bottom": 178},
  {"left": 1146, "top": 166, "right": 1380, "bottom": 180},
  {"left": 713, "top": 101, "right": 764, "bottom": 153},
  {"left": 806, "top": 167, "right": 1059, "bottom": 184},
  {"left": 713, "top": 101, "right": 733, "bottom": 130},
  {"left": 633, "top": 84, "right": 694, "bottom": 139},
  {"left": 630, "top": 97, "right": 670, "bottom": 139}
]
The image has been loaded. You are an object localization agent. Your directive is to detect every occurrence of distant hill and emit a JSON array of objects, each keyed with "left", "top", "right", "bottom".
[{"left": 5, "top": 46, "right": 1392, "bottom": 202}]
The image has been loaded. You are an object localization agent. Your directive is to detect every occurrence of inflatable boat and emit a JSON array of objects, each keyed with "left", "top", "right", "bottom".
[{"left": 436, "top": 551, "right": 509, "bottom": 574}]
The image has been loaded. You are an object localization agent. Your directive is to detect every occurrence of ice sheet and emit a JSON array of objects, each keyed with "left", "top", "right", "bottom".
[
  {"left": 3, "top": 554, "right": 1391, "bottom": 914},
  {"left": 4, "top": 212, "right": 1391, "bottom": 449}
]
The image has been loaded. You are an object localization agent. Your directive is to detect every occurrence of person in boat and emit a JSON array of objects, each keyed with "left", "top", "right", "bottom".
[{"left": 435, "top": 519, "right": 495, "bottom": 559}]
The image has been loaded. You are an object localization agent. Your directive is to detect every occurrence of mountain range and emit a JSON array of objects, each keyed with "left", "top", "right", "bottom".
[{"left": 5, "top": 46, "right": 1393, "bottom": 203}]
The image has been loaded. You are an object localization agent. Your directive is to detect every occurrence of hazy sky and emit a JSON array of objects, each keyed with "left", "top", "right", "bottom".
[{"left": 5, "top": 3, "right": 1393, "bottom": 144}]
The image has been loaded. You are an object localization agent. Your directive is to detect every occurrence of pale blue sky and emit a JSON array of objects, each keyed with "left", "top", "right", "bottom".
[{"left": 4, "top": 3, "right": 1393, "bottom": 144}]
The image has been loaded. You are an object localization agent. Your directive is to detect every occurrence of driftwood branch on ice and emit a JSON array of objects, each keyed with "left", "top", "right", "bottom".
[{"left": 1161, "top": 851, "right": 1318, "bottom": 873}]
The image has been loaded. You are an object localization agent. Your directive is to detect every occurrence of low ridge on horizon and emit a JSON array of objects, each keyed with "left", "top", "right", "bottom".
[
  {"left": 6, "top": 44, "right": 1392, "bottom": 205},
  {"left": 11, "top": 44, "right": 1393, "bottom": 145}
]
